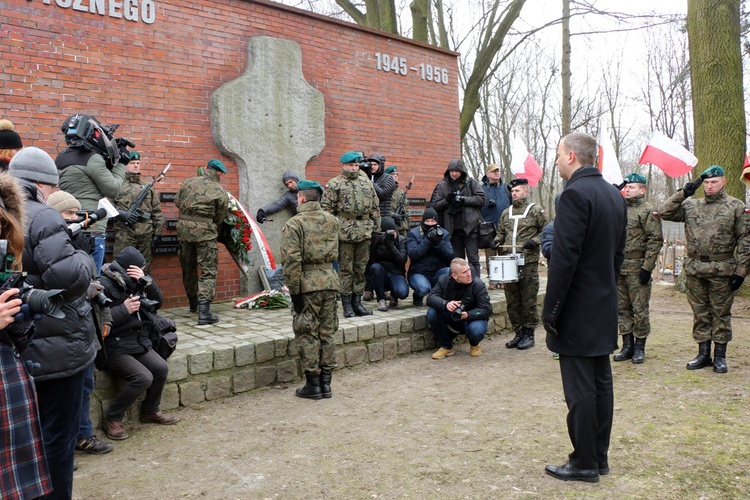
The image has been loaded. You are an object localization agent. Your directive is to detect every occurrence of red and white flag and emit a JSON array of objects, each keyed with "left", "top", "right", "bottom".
[
  {"left": 638, "top": 131, "right": 698, "bottom": 178},
  {"left": 509, "top": 135, "right": 543, "bottom": 187},
  {"left": 597, "top": 128, "right": 623, "bottom": 185}
]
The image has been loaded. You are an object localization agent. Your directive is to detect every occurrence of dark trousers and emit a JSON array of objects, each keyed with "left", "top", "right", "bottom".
[
  {"left": 370, "top": 263, "right": 409, "bottom": 300},
  {"left": 77, "top": 362, "right": 95, "bottom": 440},
  {"left": 450, "top": 228, "right": 480, "bottom": 279},
  {"left": 35, "top": 369, "right": 86, "bottom": 500},
  {"left": 102, "top": 349, "right": 169, "bottom": 421},
  {"left": 558, "top": 354, "right": 613, "bottom": 470}
]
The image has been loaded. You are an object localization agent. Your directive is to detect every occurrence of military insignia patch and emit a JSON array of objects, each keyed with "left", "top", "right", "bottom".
[{"left": 652, "top": 211, "right": 660, "bottom": 218}]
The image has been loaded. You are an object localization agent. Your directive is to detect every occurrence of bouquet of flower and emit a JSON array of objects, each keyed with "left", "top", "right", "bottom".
[
  {"left": 234, "top": 288, "right": 291, "bottom": 310},
  {"left": 219, "top": 194, "right": 254, "bottom": 278}
]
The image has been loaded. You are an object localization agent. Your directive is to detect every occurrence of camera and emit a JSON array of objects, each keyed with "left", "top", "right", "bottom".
[
  {"left": 426, "top": 226, "right": 444, "bottom": 242},
  {"left": 358, "top": 159, "right": 373, "bottom": 171},
  {"left": 0, "top": 240, "right": 65, "bottom": 319},
  {"left": 134, "top": 276, "right": 159, "bottom": 312},
  {"left": 89, "top": 280, "right": 112, "bottom": 307},
  {"left": 451, "top": 303, "right": 466, "bottom": 322},
  {"left": 61, "top": 114, "right": 134, "bottom": 168},
  {"left": 384, "top": 231, "right": 396, "bottom": 244},
  {"left": 487, "top": 199, "right": 496, "bottom": 207}
]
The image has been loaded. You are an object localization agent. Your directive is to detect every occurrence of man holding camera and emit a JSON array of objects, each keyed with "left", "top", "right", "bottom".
[
  {"left": 427, "top": 257, "right": 492, "bottom": 359},
  {"left": 492, "top": 177, "right": 547, "bottom": 350},
  {"left": 432, "top": 158, "right": 486, "bottom": 279},
  {"left": 368, "top": 217, "right": 409, "bottom": 311},
  {"left": 406, "top": 208, "right": 454, "bottom": 306},
  {"left": 659, "top": 165, "right": 750, "bottom": 373}
]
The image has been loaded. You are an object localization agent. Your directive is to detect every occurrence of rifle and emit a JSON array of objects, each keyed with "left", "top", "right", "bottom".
[
  {"left": 124, "top": 163, "right": 170, "bottom": 227},
  {"left": 393, "top": 174, "right": 415, "bottom": 225}
]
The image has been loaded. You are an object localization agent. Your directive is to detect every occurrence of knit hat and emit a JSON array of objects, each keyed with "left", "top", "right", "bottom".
[
  {"left": 8, "top": 147, "right": 59, "bottom": 185},
  {"left": 115, "top": 246, "right": 147, "bottom": 270},
  {"left": 700, "top": 165, "right": 724, "bottom": 179},
  {"left": 207, "top": 159, "right": 227, "bottom": 173},
  {"left": 47, "top": 190, "right": 81, "bottom": 213},
  {"left": 0, "top": 120, "right": 23, "bottom": 150},
  {"left": 129, "top": 151, "right": 141, "bottom": 161},
  {"left": 381, "top": 216, "right": 398, "bottom": 232},
  {"left": 623, "top": 173, "right": 647, "bottom": 185},
  {"left": 340, "top": 151, "right": 363, "bottom": 164},
  {"left": 422, "top": 207, "right": 438, "bottom": 223}
]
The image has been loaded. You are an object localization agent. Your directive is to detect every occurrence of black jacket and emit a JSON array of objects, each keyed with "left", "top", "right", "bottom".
[
  {"left": 427, "top": 273, "right": 492, "bottom": 322},
  {"left": 368, "top": 232, "right": 408, "bottom": 276},
  {"left": 406, "top": 225, "right": 454, "bottom": 278},
  {"left": 432, "top": 161, "right": 486, "bottom": 234},
  {"left": 543, "top": 166, "right": 627, "bottom": 356}
]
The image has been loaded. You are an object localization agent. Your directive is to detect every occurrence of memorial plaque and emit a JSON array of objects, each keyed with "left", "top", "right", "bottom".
[{"left": 160, "top": 192, "right": 177, "bottom": 203}]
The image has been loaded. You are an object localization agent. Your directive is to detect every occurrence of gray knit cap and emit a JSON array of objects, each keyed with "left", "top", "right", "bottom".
[{"left": 8, "top": 147, "right": 59, "bottom": 185}]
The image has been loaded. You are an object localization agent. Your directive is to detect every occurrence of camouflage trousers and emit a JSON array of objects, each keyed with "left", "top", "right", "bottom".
[
  {"left": 503, "top": 262, "right": 539, "bottom": 329},
  {"left": 114, "top": 231, "right": 154, "bottom": 274},
  {"left": 617, "top": 273, "right": 651, "bottom": 339},
  {"left": 339, "top": 240, "right": 370, "bottom": 295},
  {"left": 293, "top": 290, "right": 339, "bottom": 375},
  {"left": 686, "top": 275, "right": 735, "bottom": 343},
  {"left": 178, "top": 239, "right": 218, "bottom": 302}
]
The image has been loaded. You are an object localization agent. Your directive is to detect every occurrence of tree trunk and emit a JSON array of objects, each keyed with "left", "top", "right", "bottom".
[
  {"left": 410, "top": 0, "right": 429, "bottom": 43},
  {"left": 561, "top": 0, "right": 571, "bottom": 136}
]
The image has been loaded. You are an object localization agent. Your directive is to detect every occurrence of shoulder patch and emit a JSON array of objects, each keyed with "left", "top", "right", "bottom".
[{"left": 651, "top": 211, "right": 660, "bottom": 218}]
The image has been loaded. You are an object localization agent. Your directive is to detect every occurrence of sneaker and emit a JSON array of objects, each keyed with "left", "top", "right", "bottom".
[
  {"left": 363, "top": 290, "right": 374, "bottom": 301},
  {"left": 104, "top": 419, "right": 129, "bottom": 440},
  {"left": 140, "top": 411, "right": 180, "bottom": 425},
  {"left": 73, "top": 460, "right": 79, "bottom": 471},
  {"left": 553, "top": 352, "right": 560, "bottom": 360},
  {"left": 470, "top": 345, "right": 482, "bottom": 357},
  {"left": 389, "top": 296, "right": 398, "bottom": 308},
  {"left": 431, "top": 347, "right": 455, "bottom": 360},
  {"left": 75, "top": 435, "right": 114, "bottom": 455},
  {"left": 377, "top": 299, "right": 388, "bottom": 312}
]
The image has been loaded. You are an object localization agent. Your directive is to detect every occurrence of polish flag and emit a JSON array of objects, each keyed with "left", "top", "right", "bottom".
[
  {"left": 638, "top": 131, "right": 698, "bottom": 178},
  {"left": 597, "top": 128, "right": 623, "bottom": 185},
  {"left": 509, "top": 135, "right": 543, "bottom": 186}
]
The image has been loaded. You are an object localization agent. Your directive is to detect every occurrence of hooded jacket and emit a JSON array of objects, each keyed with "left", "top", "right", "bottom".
[
  {"left": 432, "top": 160, "right": 486, "bottom": 234},
  {"left": 259, "top": 170, "right": 300, "bottom": 216},
  {"left": 365, "top": 156, "right": 396, "bottom": 217}
]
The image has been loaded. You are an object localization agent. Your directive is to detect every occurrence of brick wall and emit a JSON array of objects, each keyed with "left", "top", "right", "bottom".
[{"left": 1, "top": 0, "right": 460, "bottom": 307}]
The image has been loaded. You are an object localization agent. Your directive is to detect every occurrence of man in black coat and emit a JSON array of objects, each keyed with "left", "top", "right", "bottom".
[{"left": 542, "top": 133, "right": 627, "bottom": 483}]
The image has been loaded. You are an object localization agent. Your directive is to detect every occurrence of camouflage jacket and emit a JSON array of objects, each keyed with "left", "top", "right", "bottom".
[
  {"left": 175, "top": 169, "right": 229, "bottom": 243},
  {"left": 660, "top": 188, "right": 750, "bottom": 277},
  {"left": 113, "top": 172, "right": 164, "bottom": 237},
  {"left": 281, "top": 200, "right": 340, "bottom": 294},
  {"left": 321, "top": 169, "right": 380, "bottom": 243},
  {"left": 493, "top": 198, "right": 547, "bottom": 261},
  {"left": 390, "top": 187, "right": 410, "bottom": 234},
  {"left": 621, "top": 195, "right": 663, "bottom": 274}
]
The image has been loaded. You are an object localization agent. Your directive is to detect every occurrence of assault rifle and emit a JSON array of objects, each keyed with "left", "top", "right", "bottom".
[
  {"left": 393, "top": 174, "right": 415, "bottom": 225},
  {"left": 123, "top": 163, "right": 170, "bottom": 227}
]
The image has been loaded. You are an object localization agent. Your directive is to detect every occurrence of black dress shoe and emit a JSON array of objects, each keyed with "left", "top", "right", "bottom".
[
  {"left": 599, "top": 461, "right": 609, "bottom": 475},
  {"left": 545, "top": 462, "right": 600, "bottom": 483}
]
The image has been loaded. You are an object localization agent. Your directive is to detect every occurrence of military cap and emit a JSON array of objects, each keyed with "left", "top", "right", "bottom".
[
  {"left": 207, "top": 159, "right": 227, "bottom": 173},
  {"left": 623, "top": 173, "right": 647, "bottom": 185},
  {"left": 486, "top": 163, "right": 500, "bottom": 173},
  {"left": 384, "top": 166, "right": 397, "bottom": 175},
  {"left": 129, "top": 151, "right": 141, "bottom": 161},
  {"left": 508, "top": 178, "right": 529, "bottom": 189},
  {"left": 700, "top": 165, "right": 724, "bottom": 178},
  {"left": 297, "top": 179, "right": 323, "bottom": 195},
  {"left": 340, "top": 151, "right": 363, "bottom": 164}
]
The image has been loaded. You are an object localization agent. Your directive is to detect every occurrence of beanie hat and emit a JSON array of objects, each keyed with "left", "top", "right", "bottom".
[
  {"left": 47, "top": 190, "right": 81, "bottom": 213},
  {"left": 282, "top": 170, "right": 300, "bottom": 183},
  {"left": 115, "top": 246, "right": 147, "bottom": 270},
  {"left": 0, "top": 120, "right": 23, "bottom": 150},
  {"left": 422, "top": 207, "right": 438, "bottom": 222},
  {"left": 207, "top": 159, "right": 227, "bottom": 173},
  {"left": 8, "top": 147, "right": 59, "bottom": 185},
  {"left": 381, "top": 216, "right": 398, "bottom": 232},
  {"left": 129, "top": 151, "right": 141, "bottom": 161}
]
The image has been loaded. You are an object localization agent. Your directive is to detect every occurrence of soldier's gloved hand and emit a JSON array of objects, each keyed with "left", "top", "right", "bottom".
[
  {"left": 682, "top": 177, "right": 703, "bottom": 197},
  {"left": 729, "top": 274, "right": 744, "bottom": 291},
  {"left": 639, "top": 269, "right": 652, "bottom": 285},
  {"left": 116, "top": 210, "right": 138, "bottom": 226},
  {"left": 151, "top": 235, "right": 161, "bottom": 253},
  {"left": 291, "top": 294, "right": 304, "bottom": 314},
  {"left": 492, "top": 240, "right": 502, "bottom": 250},
  {"left": 256, "top": 209, "right": 267, "bottom": 224},
  {"left": 614, "top": 181, "right": 626, "bottom": 191},
  {"left": 523, "top": 239, "right": 538, "bottom": 251}
]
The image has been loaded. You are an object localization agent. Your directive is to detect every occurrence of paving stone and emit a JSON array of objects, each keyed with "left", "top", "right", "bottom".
[
  {"left": 212, "top": 345, "right": 235, "bottom": 371},
  {"left": 161, "top": 384, "right": 180, "bottom": 410},
  {"left": 187, "top": 349, "right": 213, "bottom": 375},
  {"left": 367, "top": 342, "right": 384, "bottom": 362},
  {"left": 387, "top": 319, "right": 401, "bottom": 336},
  {"left": 255, "top": 339, "right": 275, "bottom": 363},
  {"left": 179, "top": 381, "right": 205, "bottom": 406},
  {"left": 414, "top": 314, "right": 427, "bottom": 330},
  {"left": 256, "top": 366, "right": 277, "bottom": 387},
  {"left": 334, "top": 350, "right": 346, "bottom": 368},
  {"left": 333, "top": 328, "right": 344, "bottom": 345},
  {"left": 276, "top": 360, "right": 297, "bottom": 382},
  {"left": 401, "top": 317, "right": 414, "bottom": 333},
  {"left": 206, "top": 375, "right": 232, "bottom": 400},
  {"left": 166, "top": 355, "right": 189, "bottom": 382},
  {"left": 287, "top": 338, "right": 297, "bottom": 356},
  {"left": 411, "top": 333, "right": 425, "bottom": 352},
  {"left": 233, "top": 369, "right": 256, "bottom": 393},
  {"left": 423, "top": 330, "right": 436, "bottom": 349},
  {"left": 383, "top": 338, "right": 398, "bottom": 360},
  {"left": 358, "top": 323, "right": 374, "bottom": 341},
  {"left": 234, "top": 342, "right": 255, "bottom": 366},
  {"left": 373, "top": 322, "right": 388, "bottom": 338},
  {"left": 398, "top": 337, "right": 412, "bottom": 354},
  {"left": 346, "top": 346, "right": 367, "bottom": 366},
  {"left": 274, "top": 337, "right": 289, "bottom": 357},
  {"left": 343, "top": 325, "right": 358, "bottom": 343}
]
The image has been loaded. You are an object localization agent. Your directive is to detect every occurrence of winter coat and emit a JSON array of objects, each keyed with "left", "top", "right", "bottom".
[
  {"left": 17, "top": 180, "right": 96, "bottom": 381},
  {"left": 480, "top": 176, "right": 511, "bottom": 226},
  {"left": 368, "top": 232, "right": 408, "bottom": 276},
  {"left": 541, "top": 221, "right": 554, "bottom": 261},
  {"left": 543, "top": 166, "right": 627, "bottom": 357},
  {"left": 259, "top": 169, "right": 299, "bottom": 216},
  {"left": 432, "top": 161, "right": 486, "bottom": 235},
  {"left": 406, "top": 225, "right": 454, "bottom": 279},
  {"left": 426, "top": 273, "right": 492, "bottom": 322}
]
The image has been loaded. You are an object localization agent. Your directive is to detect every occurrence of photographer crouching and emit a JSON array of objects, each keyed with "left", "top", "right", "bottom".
[
  {"left": 427, "top": 258, "right": 492, "bottom": 359},
  {"left": 97, "top": 246, "right": 178, "bottom": 441},
  {"left": 368, "top": 217, "right": 409, "bottom": 311}
]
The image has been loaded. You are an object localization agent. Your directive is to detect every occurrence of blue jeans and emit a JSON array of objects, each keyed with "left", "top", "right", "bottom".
[
  {"left": 408, "top": 267, "right": 450, "bottom": 299},
  {"left": 370, "top": 263, "right": 409, "bottom": 300},
  {"left": 92, "top": 234, "right": 106, "bottom": 276},
  {"left": 77, "top": 363, "right": 95, "bottom": 440},
  {"left": 427, "top": 307, "right": 487, "bottom": 349}
]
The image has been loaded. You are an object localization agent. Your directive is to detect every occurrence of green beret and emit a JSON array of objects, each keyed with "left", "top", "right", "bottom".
[
  {"left": 297, "top": 179, "right": 323, "bottom": 195},
  {"left": 129, "top": 151, "right": 140, "bottom": 161},
  {"left": 623, "top": 173, "right": 647, "bottom": 185},
  {"left": 207, "top": 159, "right": 227, "bottom": 173},
  {"left": 700, "top": 165, "right": 724, "bottom": 179},
  {"left": 384, "top": 166, "right": 397, "bottom": 175},
  {"left": 340, "top": 151, "right": 363, "bottom": 164}
]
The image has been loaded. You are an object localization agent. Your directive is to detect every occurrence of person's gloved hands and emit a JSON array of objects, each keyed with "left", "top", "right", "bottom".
[
  {"left": 453, "top": 194, "right": 464, "bottom": 205},
  {"left": 729, "top": 274, "right": 744, "bottom": 291},
  {"left": 256, "top": 209, "right": 267, "bottom": 224},
  {"left": 543, "top": 317, "right": 558, "bottom": 336},
  {"left": 118, "top": 146, "right": 131, "bottom": 166},
  {"left": 614, "top": 181, "right": 626, "bottom": 191},
  {"left": 486, "top": 199, "right": 496, "bottom": 207},
  {"left": 446, "top": 192, "right": 456, "bottom": 204},
  {"left": 639, "top": 268, "right": 652, "bottom": 285},
  {"left": 14, "top": 303, "right": 42, "bottom": 323},
  {"left": 682, "top": 177, "right": 704, "bottom": 197},
  {"left": 151, "top": 235, "right": 161, "bottom": 253},
  {"left": 492, "top": 240, "right": 502, "bottom": 250},
  {"left": 116, "top": 210, "right": 138, "bottom": 226},
  {"left": 523, "top": 239, "right": 538, "bottom": 251},
  {"left": 291, "top": 294, "right": 304, "bottom": 314},
  {"left": 86, "top": 281, "right": 104, "bottom": 301}
]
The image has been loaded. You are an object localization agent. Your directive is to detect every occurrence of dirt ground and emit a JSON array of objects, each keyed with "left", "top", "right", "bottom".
[{"left": 73, "top": 284, "right": 750, "bottom": 499}]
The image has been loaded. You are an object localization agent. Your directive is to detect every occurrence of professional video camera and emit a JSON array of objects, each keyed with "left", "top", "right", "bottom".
[
  {"left": 133, "top": 275, "right": 159, "bottom": 313},
  {"left": 61, "top": 114, "right": 135, "bottom": 169},
  {"left": 0, "top": 240, "right": 65, "bottom": 319}
]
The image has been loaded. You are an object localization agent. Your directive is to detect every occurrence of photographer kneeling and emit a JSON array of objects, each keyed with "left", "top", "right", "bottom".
[
  {"left": 427, "top": 258, "right": 491, "bottom": 359},
  {"left": 97, "top": 246, "right": 178, "bottom": 440},
  {"left": 368, "top": 217, "right": 409, "bottom": 311},
  {"left": 406, "top": 208, "right": 454, "bottom": 306}
]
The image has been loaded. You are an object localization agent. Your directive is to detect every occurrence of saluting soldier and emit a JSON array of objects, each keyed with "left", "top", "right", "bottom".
[
  {"left": 281, "top": 180, "right": 340, "bottom": 400},
  {"left": 113, "top": 151, "right": 164, "bottom": 274},
  {"left": 321, "top": 151, "right": 380, "bottom": 318},
  {"left": 613, "top": 173, "right": 663, "bottom": 364},
  {"left": 175, "top": 159, "right": 229, "bottom": 325},
  {"left": 659, "top": 165, "right": 750, "bottom": 373},
  {"left": 492, "top": 177, "right": 547, "bottom": 350}
]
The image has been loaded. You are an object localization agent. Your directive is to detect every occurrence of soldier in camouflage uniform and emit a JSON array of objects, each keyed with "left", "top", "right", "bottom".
[
  {"left": 660, "top": 165, "right": 750, "bottom": 373},
  {"left": 321, "top": 151, "right": 381, "bottom": 318},
  {"left": 613, "top": 173, "right": 663, "bottom": 364},
  {"left": 492, "top": 178, "right": 547, "bottom": 350},
  {"left": 175, "top": 159, "right": 229, "bottom": 325},
  {"left": 386, "top": 166, "right": 410, "bottom": 236},
  {"left": 281, "top": 180, "right": 340, "bottom": 400},
  {"left": 113, "top": 151, "right": 163, "bottom": 274}
]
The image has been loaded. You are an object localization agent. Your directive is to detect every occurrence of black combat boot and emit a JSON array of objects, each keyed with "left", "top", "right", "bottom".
[
  {"left": 198, "top": 301, "right": 219, "bottom": 325},
  {"left": 188, "top": 295, "right": 198, "bottom": 313},
  {"left": 713, "top": 342, "right": 728, "bottom": 374},
  {"left": 351, "top": 294, "right": 373, "bottom": 316},
  {"left": 632, "top": 337, "right": 646, "bottom": 364},
  {"left": 295, "top": 372, "right": 323, "bottom": 400},
  {"left": 341, "top": 295, "right": 355, "bottom": 318},
  {"left": 517, "top": 327, "right": 535, "bottom": 350},
  {"left": 506, "top": 326, "right": 524, "bottom": 348},
  {"left": 319, "top": 368, "right": 333, "bottom": 398},
  {"left": 686, "top": 340, "right": 712, "bottom": 370},
  {"left": 614, "top": 334, "right": 634, "bottom": 362}
]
